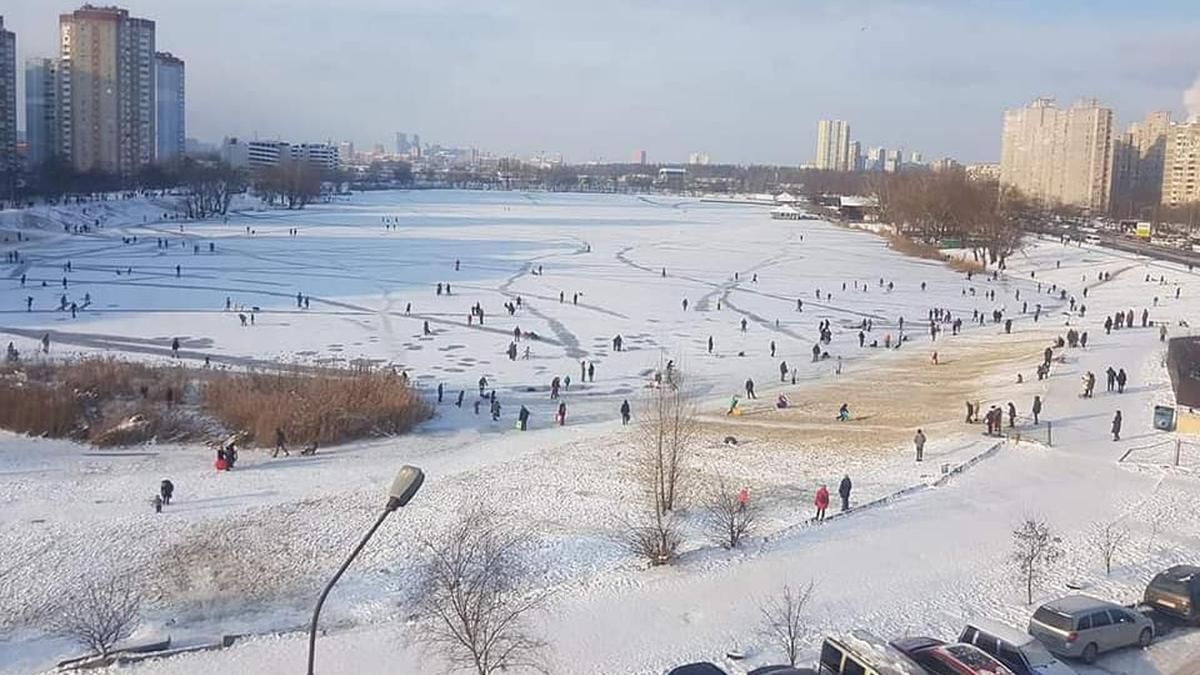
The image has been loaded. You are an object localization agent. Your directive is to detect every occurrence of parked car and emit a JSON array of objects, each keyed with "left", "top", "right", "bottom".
[
  {"left": 958, "top": 619, "right": 1076, "bottom": 675},
  {"left": 819, "top": 633, "right": 928, "bottom": 675},
  {"left": 890, "top": 637, "right": 1015, "bottom": 675},
  {"left": 669, "top": 663, "right": 729, "bottom": 675},
  {"left": 747, "top": 667, "right": 818, "bottom": 675},
  {"left": 1027, "top": 595, "right": 1154, "bottom": 664},
  {"left": 1144, "top": 564, "right": 1200, "bottom": 625}
]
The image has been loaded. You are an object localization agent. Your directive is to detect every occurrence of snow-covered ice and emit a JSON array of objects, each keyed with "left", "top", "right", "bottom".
[{"left": 2, "top": 190, "right": 1199, "bottom": 674}]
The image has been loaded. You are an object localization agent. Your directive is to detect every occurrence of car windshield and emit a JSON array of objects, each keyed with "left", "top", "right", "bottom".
[{"left": 1153, "top": 576, "right": 1191, "bottom": 596}]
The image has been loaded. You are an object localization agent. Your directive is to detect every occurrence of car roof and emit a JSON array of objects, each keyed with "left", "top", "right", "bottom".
[
  {"left": 1159, "top": 565, "right": 1200, "bottom": 582},
  {"left": 828, "top": 633, "right": 928, "bottom": 675},
  {"left": 669, "top": 663, "right": 728, "bottom": 675},
  {"left": 963, "top": 619, "right": 1036, "bottom": 647},
  {"left": 1041, "top": 595, "right": 1116, "bottom": 615},
  {"left": 890, "top": 637, "right": 947, "bottom": 655}
]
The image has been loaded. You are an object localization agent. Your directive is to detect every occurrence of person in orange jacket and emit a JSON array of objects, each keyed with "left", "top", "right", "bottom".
[{"left": 814, "top": 484, "right": 830, "bottom": 521}]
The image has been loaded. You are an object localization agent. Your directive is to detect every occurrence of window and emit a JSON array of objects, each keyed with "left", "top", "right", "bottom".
[
  {"left": 973, "top": 633, "right": 999, "bottom": 654},
  {"left": 996, "top": 644, "right": 1028, "bottom": 675},
  {"left": 960, "top": 627, "right": 978, "bottom": 644},
  {"left": 821, "top": 643, "right": 844, "bottom": 672},
  {"left": 1077, "top": 615, "right": 1092, "bottom": 630},
  {"left": 1112, "top": 611, "right": 1135, "bottom": 624},
  {"left": 842, "top": 657, "right": 866, "bottom": 675},
  {"left": 1089, "top": 611, "right": 1112, "bottom": 628},
  {"left": 1032, "top": 608, "right": 1073, "bottom": 632}
]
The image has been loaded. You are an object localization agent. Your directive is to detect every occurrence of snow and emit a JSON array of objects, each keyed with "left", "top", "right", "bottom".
[{"left": 2, "top": 190, "right": 1200, "bottom": 674}]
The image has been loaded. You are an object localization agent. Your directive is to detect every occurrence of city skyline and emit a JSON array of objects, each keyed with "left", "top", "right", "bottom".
[{"left": 3, "top": 0, "right": 1199, "bottom": 165}]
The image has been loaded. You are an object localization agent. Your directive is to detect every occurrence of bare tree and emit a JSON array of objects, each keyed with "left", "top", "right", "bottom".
[
  {"left": 1091, "top": 520, "right": 1129, "bottom": 576},
  {"left": 702, "top": 478, "right": 758, "bottom": 549},
  {"left": 758, "top": 581, "right": 815, "bottom": 666},
  {"left": 621, "top": 511, "right": 683, "bottom": 566},
  {"left": 1011, "top": 518, "right": 1064, "bottom": 605},
  {"left": 44, "top": 577, "right": 142, "bottom": 659},
  {"left": 415, "top": 506, "right": 551, "bottom": 675},
  {"left": 636, "top": 365, "right": 699, "bottom": 515}
]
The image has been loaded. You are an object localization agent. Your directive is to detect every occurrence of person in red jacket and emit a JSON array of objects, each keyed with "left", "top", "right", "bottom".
[{"left": 814, "top": 484, "right": 830, "bottom": 522}]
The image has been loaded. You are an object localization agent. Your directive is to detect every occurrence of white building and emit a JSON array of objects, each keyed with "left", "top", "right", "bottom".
[
  {"left": 221, "top": 138, "right": 339, "bottom": 170},
  {"left": 1000, "top": 97, "right": 1114, "bottom": 211},
  {"left": 815, "top": 119, "right": 851, "bottom": 171}
]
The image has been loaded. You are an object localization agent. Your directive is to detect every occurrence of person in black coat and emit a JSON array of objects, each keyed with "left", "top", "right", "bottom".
[
  {"left": 620, "top": 400, "right": 631, "bottom": 425},
  {"left": 1111, "top": 410, "right": 1122, "bottom": 441},
  {"left": 160, "top": 479, "right": 174, "bottom": 506},
  {"left": 838, "top": 474, "right": 852, "bottom": 511}
]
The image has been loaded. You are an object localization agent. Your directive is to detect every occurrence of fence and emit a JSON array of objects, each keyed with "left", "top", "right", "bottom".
[{"left": 1118, "top": 437, "right": 1200, "bottom": 469}]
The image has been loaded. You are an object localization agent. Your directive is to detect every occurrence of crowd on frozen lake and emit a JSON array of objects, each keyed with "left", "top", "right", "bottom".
[{"left": 1, "top": 190, "right": 1199, "bottom": 674}]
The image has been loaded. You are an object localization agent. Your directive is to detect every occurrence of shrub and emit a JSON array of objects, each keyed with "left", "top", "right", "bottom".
[{"left": 203, "top": 369, "right": 430, "bottom": 447}]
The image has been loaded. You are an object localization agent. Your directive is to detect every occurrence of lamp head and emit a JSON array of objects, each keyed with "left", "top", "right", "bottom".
[{"left": 386, "top": 465, "right": 425, "bottom": 510}]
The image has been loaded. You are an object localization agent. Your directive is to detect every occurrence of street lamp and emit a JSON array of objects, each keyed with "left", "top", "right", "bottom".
[{"left": 306, "top": 465, "right": 425, "bottom": 675}]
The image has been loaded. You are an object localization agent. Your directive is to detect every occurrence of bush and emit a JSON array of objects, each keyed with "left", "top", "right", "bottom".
[
  {"left": 0, "top": 376, "right": 84, "bottom": 438},
  {"left": 203, "top": 369, "right": 430, "bottom": 447}
]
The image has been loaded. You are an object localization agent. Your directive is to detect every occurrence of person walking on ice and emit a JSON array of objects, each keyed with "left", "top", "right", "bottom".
[
  {"left": 160, "top": 479, "right": 174, "bottom": 506},
  {"left": 914, "top": 428, "right": 926, "bottom": 461},
  {"left": 171, "top": 337, "right": 181, "bottom": 358},
  {"left": 1111, "top": 410, "right": 1122, "bottom": 441},
  {"left": 620, "top": 399, "right": 631, "bottom": 425},
  {"left": 779, "top": 361, "right": 788, "bottom": 382},
  {"left": 518, "top": 405, "right": 530, "bottom": 431},
  {"left": 838, "top": 474, "right": 852, "bottom": 511},
  {"left": 744, "top": 378, "right": 756, "bottom": 399},
  {"left": 1032, "top": 395, "right": 1042, "bottom": 425},
  {"left": 556, "top": 401, "right": 567, "bottom": 426},
  {"left": 272, "top": 427, "right": 290, "bottom": 457},
  {"left": 813, "top": 484, "right": 830, "bottom": 522}
]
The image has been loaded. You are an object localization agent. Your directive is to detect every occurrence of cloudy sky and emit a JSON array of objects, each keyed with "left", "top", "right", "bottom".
[{"left": 4, "top": 0, "right": 1199, "bottom": 164}]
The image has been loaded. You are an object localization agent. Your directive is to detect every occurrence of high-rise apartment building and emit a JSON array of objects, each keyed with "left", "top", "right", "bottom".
[
  {"left": 1161, "top": 121, "right": 1200, "bottom": 207},
  {"left": 154, "top": 52, "right": 184, "bottom": 162},
  {"left": 815, "top": 119, "right": 851, "bottom": 171},
  {"left": 865, "top": 146, "right": 886, "bottom": 172},
  {"left": 58, "top": 5, "right": 156, "bottom": 174},
  {"left": 25, "top": 58, "right": 60, "bottom": 168},
  {"left": 848, "top": 141, "right": 862, "bottom": 171},
  {"left": 1000, "top": 98, "right": 1114, "bottom": 211},
  {"left": 1112, "top": 111, "right": 1171, "bottom": 215},
  {"left": 395, "top": 132, "right": 408, "bottom": 155},
  {"left": 0, "top": 17, "right": 16, "bottom": 175}
]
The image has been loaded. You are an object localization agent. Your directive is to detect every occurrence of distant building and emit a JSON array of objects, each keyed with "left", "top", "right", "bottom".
[
  {"left": 338, "top": 141, "right": 356, "bottom": 164},
  {"left": 865, "top": 146, "right": 886, "bottom": 172},
  {"left": 1111, "top": 111, "right": 1170, "bottom": 215},
  {"left": 634, "top": 149, "right": 647, "bottom": 165},
  {"left": 58, "top": 5, "right": 157, "bottom": 174},
  {"left": 688, "top": 152, "right": 710, "bottom": 166},
  {"left": 966, "top": 163, "right": 1001, "bottom": 182},
  {"left": 908, "top": 151, "right": 923, "bottom": 166},
  {"left": 1000, "top": 97, "right": 1114, "bottom": 211},
  {"left": 0, "top": 18, "right": 17, "bottom": 175},
  {"left": 848, "top": 141, "right": 862, "bottom": 171},
  {"left": 657, "top": 167, "right": 686, "bottom": 191},
  {"left": 815, "top": 119, "right": 851, "bottom": 171},
  {"left": 1162, "top": 120, "right": 1200, "bottom": 207},
  {"left": 395, "top": 132, "right": 408, "bottom": 155},
  {"left": 154, "top": 52, "right": 185, "bottom": 162},
  {"left": 884, "top": 149, "right": 902, "bottom": 173},
  {"left": 24, "top": 58, "right": 60, "bottom": 168},
  {"left": 221, "top": 138, "right": 339, "bottom": 171},
  {"left": 929, "top": 157, "right": 962, "bottom": 173}
]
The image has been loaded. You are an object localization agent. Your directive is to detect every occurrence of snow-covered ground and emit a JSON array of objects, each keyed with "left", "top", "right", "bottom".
[{"left": 1, "top": 191, "right": 1199, "bottom": 674}]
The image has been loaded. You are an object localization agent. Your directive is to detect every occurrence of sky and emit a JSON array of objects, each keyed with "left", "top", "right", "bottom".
[{"left": 3, "top": 0, "right": 1200, "bottom": 165}]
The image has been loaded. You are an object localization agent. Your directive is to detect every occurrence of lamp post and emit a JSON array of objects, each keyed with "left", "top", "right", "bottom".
[{"left": 306, "top": 465, "right": 424, "bottom": 675}]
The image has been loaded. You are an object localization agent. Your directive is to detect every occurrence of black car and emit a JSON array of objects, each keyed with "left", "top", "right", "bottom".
[
  {"left": 1144, "top": 564, "right": 1200, "bottom": 624},
  {"left": 668, "top": 663, "right": 729, "bottom": 675}
]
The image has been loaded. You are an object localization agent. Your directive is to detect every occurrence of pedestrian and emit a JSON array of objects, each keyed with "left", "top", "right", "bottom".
[
  {"left": 838, "top": 474, "right": 852, "bottom": 511},
  {"left": 965, "top": 400, "right": 974, "bottom": 424},
  {"left": 708, "top": 336, "right": 714, "bottom": 354},
  {"left": 1032, "top": 395, "right": 1042, "bottom": 425},
  {"left": 620, "top": 399, "right": 631, "bottom": 425},
  {"left": 456, "top": 390, "right": 464, "bottom": 407},
  {"left": 160, "top": 479, "right": 174, "bottom": 506},
  {"left": 436, "top": 382, "right": 444, "bottom": 403},
  {"left": 770, "top": 340, "right": 776, "bottom": 357},
  {"left": 518, "top": 405, "right": 530, "bottom": 431},
  {"left": 745, "top": 378, "right": 756, "bottom": 399},
  {"left": 557, "top": 401, "right": 567, "bottom": 426},
  {"left": 1007, "top": 402, "right": 1017, "bottom": 428},
  {"left": 779, "top": 361, "right": 788, "bottom": 382},
  {"left": 1111, "top": 410, "right": 1122, "bottom": 441},
  {"left": 1116, "top": 368, "right": 1127, "bottom": 393},
  {"left": 273, "top": 427, "right": 289, "bottom": 457},
  {"left": 914, "top": 428, "right": 926, "bottom": 461},
  {"left": 588, "top": 362, "right": 595, "bottom": 382},
  {"left": 740, "top": 317, "right": 748, "bottom": 332},
  {"left": 479, "top": 375, "right": 488, "bottom": 396},
  {"left": 171, "top": 337, "right": 180, "bottom": 357},
  {"left": 1106, "top": 367, "right": 1116, "bottom": 392},
  {"left": 814, "top": 484, "right": 830, "bottom": 521}
]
